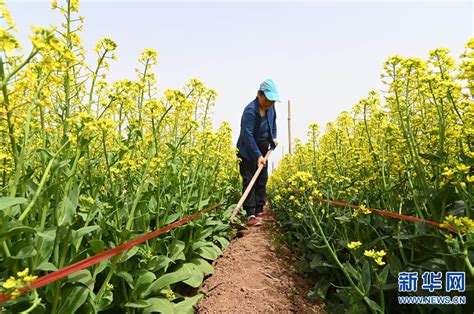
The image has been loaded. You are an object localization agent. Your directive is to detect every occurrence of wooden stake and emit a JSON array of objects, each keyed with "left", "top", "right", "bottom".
[{"left": 288, "top": 100, "right": 292, "bottom": 155}]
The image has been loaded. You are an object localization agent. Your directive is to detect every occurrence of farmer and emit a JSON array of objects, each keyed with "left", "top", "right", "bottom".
[{"left": 236, "top": 79, "right": 279, "bottom": 226}]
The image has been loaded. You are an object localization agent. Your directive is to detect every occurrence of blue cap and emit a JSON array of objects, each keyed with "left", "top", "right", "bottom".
[{"left": 259, "top": 79, "right": 280, "bottom": 102}]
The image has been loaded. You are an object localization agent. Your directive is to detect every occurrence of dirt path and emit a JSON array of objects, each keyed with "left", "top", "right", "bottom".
[{"left": 196, "top": 218, "right": 325, "bottom": 313}]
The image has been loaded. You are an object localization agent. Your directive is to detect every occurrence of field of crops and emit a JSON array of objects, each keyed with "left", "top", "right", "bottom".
[
  {"left": 1, "top": 0, "right": 473, "bottom": 313},
  {"left": 0, "top": 1, "right": 241, "bottom": 312},
  {"left": 269, "top": 39, "right": 473, "bottom": 312}
]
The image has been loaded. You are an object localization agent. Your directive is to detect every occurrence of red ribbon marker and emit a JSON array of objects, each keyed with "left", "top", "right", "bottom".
[
  {"left": 288, "top": 186, "right": 458, "bottom": 233},
  {"left": 0, "top": 202, "right": 221, "bottom": 303},
  {"left": 320, "top": 198, "right": 457, "bottom": 233}
]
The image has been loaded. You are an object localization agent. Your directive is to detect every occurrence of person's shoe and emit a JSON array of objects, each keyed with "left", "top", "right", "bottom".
[{"left": 247, "top": 215, "right": 261, "bottom": 226}]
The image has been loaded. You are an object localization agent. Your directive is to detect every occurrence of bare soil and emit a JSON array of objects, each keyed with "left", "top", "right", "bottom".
[{"left": 196, "top": 216, "right": 326, "bottom": 313}]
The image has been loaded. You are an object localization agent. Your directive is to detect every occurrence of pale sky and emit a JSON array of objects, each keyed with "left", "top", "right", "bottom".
[{"left": 5, "top": 1, "right": 473, "bottom": 167}]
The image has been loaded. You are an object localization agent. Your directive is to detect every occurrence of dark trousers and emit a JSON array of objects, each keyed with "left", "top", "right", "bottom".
[{"left": 238, "top": 141, "right": 270, "bottom": 217}]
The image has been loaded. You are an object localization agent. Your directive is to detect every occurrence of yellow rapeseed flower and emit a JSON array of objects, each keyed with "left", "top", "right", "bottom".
[
  {"left": 17, "top": 268, "right": 28, "bottom": 277},
  {"left": 456, "top": 164, "right": 470, "bottom": 174},
  {"left": 441, "top": 215, "right": 474, "bottom": 233},
  {"left": 444, "top": 234, "right": 454, "bottom": 243},
  {"left": 10, "top": 289, "right": 21, "bottom": 299},
  {"left": 0, "top": 28, "right": 21, "bottom": 52},
  {"left": 163, "top": 288, "right": 176, "bottom": 300},
  {"left": 364, "top": 249, "right": 386, "bottom": 266},
  {"left": 311, "top": 189, "right": 322, "bottom": 198},
  {"left": 2, "top": 278, "right": 16, "bottom": 289},
  {"left": 347, "top": 241, "right": 362, "bottom": 249},
  {"left": 441, "top": 167, "right": 455, "bottom": 179},
  {"left": 352, "top": 205, "right": 371, "bottom": 217},
  {"left": 360, "top": 205, "right": 371, "bottom": 214},
  {"left": 364, "top": 249, "right": 375, "bottom": 257},
  {"left": 23, "top": 275, "right": 38, "bottom": 283}
]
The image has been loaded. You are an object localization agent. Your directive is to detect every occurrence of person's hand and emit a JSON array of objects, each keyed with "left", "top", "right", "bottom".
[
  {"left": 273, "top": 139, "right": 278, "bottom": 147},
  {"left": 258, "top": 156, "right": 266, "bottom": 167}
]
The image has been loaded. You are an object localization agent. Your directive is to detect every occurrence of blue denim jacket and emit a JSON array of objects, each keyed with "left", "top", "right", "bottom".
[{"left": 236, "top": 97, "right": 277, "bottom": 161}]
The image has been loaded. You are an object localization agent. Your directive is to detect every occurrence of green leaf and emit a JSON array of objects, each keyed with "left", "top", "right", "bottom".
[
  {"left": 376, "top": 266, "right": 390, "bottom": 289},
  {"left": 191, "top": 241, "right": 209, "bottom": 251},
  {"left": 36, "top": 229, "right": 56, "bottom": 241},
  {"left": 213, "top": 236, "right": 229, "bottom": 249},
  {"left": 166, "top": 143, "right": 178, "bottom": 154},
  {"left": 310, "top": 255, "right": 337, "bottom": 269},
  {"left": 363, "top": 296, "right": 383, "bottom": 313},
  {"left": 164, "top": 212, "right": 180, "bottom": 225},
  {"left": 173, "top": 293, "right": 205, "bottom": 313},
  {"left": 213, "top": 222, "right": 230, "bottom": 233},
  {"left": 177, "top": 263, "right": 204, "bottom": 288},
  {"left": 97, "top": 289, "right": 113, "bottom": 311},
  {"left": 57, "top": 285, "right": 89, "bottom": 313},
  {"left": 133, "top": 271, "right": 156, "bottom": 298},
  {"left": 11, "top": 245, "right": 36, "bottom": 259},
  {"left": 116, "top": 271, "right": 134, "bottom": 288},
  {"left": 197, "top": 243, "right": 222, "bottom": 260},
  {"left": 343, "top": 262, "right": 361, "bottom": 281},
  {"left": 72, "top": 225, "right": 100, "bottom": 250},
  {"left": 420, "top": 258, "right": 445, "bottom": 271},
  {"left": 169, "top": 240, "right": 186, "bottom": 262},
  {"left": 148, "top": 196, "right": 158, "bottom": 212},
  {"left": 0, "top": 225, "right": 35, "bottom": 242},
  {"left": 89, "top": 239, "right": 105, "bottom": 254},
  {"left": 463, "top": 240, "right": 474, "bottom": 249},
  {"left": 118, "top": 246, "right": 139, "bottom": 263},
  {"left": 143, "top": 297, "right": 174, "bottom": 314},
  {"left": 190, "top": 258, "right": 214, "bottom": 275},
  {"left": 59, "top": 196, "right": 76, "bottom": 226},
  {"left": 73, "top": 225, "right": 100, "bottom": 240},
  {"left": 222, "top": 205, "right": 234, "bottom": 219},
  {"left": 361, "top": 260, "right": 371, "bottom": 294},
  {"left": 151, "top": 255, "right": 173, "bottom": 272},
  {"left": 35, "top": 230, "right": 55, "bottom": 267},
  {"left": 198, "top": 227, "right": 213, "bottom": 240},
  {"left": 37, "top": 261, "right": 58, "bottom": 272},
  {"left": 387, "top": 254, "right": 402, "bottom": 276},
  {"left": 143, "top": 269, "right": 192, "bottom": 298},
  {"left": 334, "top": 216, "right": 352, "bottom": 223},
  {"left": 66, "top": 270, "right": 94, "bottom": 290},
  {"left": 94, "top": 259, "right": 108, "bottom": 275},
  {"left": 198, "top": 198, "right": 210, "bottom": 209},
  {"left": 0, "top": 294, "right": 35, "bottom": 308},
  {"left": 0, "top": 197, "right": 27, "bottom": 211},
  {"left": 307, "top": 279, "right": 330, "bottom": 301},
  {"left": 125, "top": 300, "right": 151, "bottom": 308}
]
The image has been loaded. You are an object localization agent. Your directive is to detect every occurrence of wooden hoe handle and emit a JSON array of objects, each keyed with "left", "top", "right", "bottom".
[{"left": 230, "top": 149, "right": 273, "bottom": 222}]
